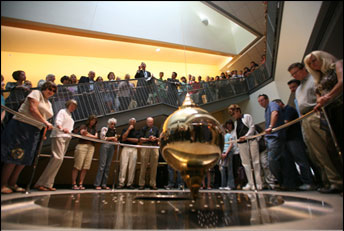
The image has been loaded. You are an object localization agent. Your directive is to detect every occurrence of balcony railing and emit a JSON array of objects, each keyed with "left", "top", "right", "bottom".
[{"left": 2, "top": 63, "right": 272, "bottom": 123}]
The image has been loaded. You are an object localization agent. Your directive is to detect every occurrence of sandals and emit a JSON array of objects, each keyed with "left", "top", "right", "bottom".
[
  {"left": 95, "top": 186, "right": 102, "bottom": 190},
  {"left": 79, "top": 184, "right": 85, "bottom": 190},
  {"left": 1, "top": 186, "right": 13, "bottom": 194},
  {"left": 102, "top": 186, "right": 110, "bottom": 190},
  {"left": 72, "top": 184, "right": 79, "bottom": 190},
  {"left": 38, "top": 186, "right": 56, "bottom": 191},
  {"left": 9, "top": 184, "right": 25, "bottom": 192}
]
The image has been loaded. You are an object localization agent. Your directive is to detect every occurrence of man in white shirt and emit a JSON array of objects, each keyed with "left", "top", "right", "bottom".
[{"left": 228, "top": 104, "right": 263, "bottom": 191}]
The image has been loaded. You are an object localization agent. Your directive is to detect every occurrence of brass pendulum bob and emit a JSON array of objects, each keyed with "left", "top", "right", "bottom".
[{"left": 160, "top": 94, "right": 224, "bottom": 199}]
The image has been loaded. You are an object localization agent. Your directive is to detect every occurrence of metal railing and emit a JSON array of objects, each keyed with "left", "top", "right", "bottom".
[{"left": 2, "top": 66, "right": 272, "bottom": 123}]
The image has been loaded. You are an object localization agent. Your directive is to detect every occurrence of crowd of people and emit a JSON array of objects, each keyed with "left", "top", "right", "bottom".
[
  {"left": 2, "top": 61, "right": 267, "bottom": 122},
  {"left": 3, "top": 54, "right": 265, "bottom": 92},
  {"left": 1, "top": 50, "right": 342, "bottom": 195}
]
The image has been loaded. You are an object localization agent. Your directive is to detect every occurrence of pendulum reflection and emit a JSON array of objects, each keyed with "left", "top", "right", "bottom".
[{"left": 1, "top": 192, "right": 333, "bottom": 230}]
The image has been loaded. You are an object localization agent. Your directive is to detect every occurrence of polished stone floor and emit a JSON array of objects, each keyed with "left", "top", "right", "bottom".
[{"left": 1, "top": 189, "right": 343, "bottom": 230}]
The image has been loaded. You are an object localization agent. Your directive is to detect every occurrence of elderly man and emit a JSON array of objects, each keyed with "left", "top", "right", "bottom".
[
  {"left": 78, "top": 71, "right": 96, "bottom": 91},
  {"left": 138, "top": 117, "right": 160, "bottom": 190},
  {"left": 118, "top": 118, "right": 140, "bottom": 189},
  {"left": 228, "top": 104, "right": 263, "bottom": 191},
  {"left": 37, "top": 74, "right": 56, "bottom": 88}
]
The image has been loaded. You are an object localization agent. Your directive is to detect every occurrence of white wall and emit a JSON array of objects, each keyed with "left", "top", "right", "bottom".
[
  {"left": 230, "top": 1, "right": 322, "bottom": 124},
  {"left": 274, "top": 1, "right": 322, "bottom": 103},
  {"left": 1, "top": 1, "right": 256, "bottom": 55}
]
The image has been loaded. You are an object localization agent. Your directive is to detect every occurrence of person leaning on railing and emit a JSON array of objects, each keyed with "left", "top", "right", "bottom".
[
  {"left": 1, "top": 81, "right": 56, "bottom": 194},
  {"left": 303, "top": 50, "right": 343, "bottom": 194},
  {"left": 71, "top": 114, "right": 98, "bottom": 190},
  {"left": 94, "top": 118, "right": 118, "bottom": 190},
  {"left": 34, "top": 99, "right": 78, "bottom": 191}
]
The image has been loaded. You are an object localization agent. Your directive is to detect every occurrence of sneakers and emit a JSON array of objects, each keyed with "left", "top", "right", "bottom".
[
  {"left": 164, "top": 185, "right": 173, "bottom": 190},
  {"left": 268, "top": 184, "right": 280, "bottom": 190},
  {"left": 219, "top": 187, "right": 224, "bottom": 190},
  {"left": 242, "top": 185, "right": 262, "bottom": 191},
  {"left": 224, "top": 187, "right": 232, "bottom": 191},
  {"left": 318, "top": 184, "right": 342, "bottom": 194},
  {"left": 242, "top": 184, "right": 252, "bottom": 191},
  {"left": 299, "top": 184, "right": 315, "bottom": 191}
]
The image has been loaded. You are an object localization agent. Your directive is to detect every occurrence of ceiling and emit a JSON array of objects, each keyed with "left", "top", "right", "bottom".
[
  {"left": 1, "top": 1, "right": 266, "bottom": 72},
  {"left": 205, "top": 1, "right": 267, "bottom": 71}
]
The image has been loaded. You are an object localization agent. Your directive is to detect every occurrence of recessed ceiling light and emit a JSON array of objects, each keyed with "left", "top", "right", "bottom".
[
  {"left": 156, "top": 48, "right": 160, "bottom": 52},
  {"left": 201, "top": 18, "right": 209, "bottom": 26}
]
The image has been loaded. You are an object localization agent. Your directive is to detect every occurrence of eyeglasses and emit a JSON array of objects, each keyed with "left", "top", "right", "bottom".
[
  {"left": 290, "top": 69, "right": 301, "bottom": 77},
  {"left": 48, "top": 87, "right": 56, "bottom": 93}
]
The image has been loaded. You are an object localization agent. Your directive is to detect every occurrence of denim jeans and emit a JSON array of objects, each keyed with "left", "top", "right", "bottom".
[
  {"left": 265, "top": 137, "right": 284, "bottom": 185},
  {"left": 285, "top": 139, "right": 314, "bottom": 185},
  {"left": 219, "top": 151, "right": 235, "bottom": 188},
  {"left": 167, "top": 165, "right": 183, "bottom": 187},
  {"left": 94, "top": 143, "right": 115, "bottom": 187}
]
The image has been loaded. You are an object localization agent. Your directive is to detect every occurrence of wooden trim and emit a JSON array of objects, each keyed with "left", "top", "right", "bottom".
[{"left": 1, "top": 16, "right": 234, "bottom": 57}]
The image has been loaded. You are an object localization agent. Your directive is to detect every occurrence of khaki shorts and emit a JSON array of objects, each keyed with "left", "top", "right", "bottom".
[{"left": 74, "top": 144, "right": 95, "bottom": 170}]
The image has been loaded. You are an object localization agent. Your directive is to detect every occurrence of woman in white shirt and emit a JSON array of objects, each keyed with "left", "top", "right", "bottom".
[
  {"left": 34, "top": 99, "right": 78, "bottom": 191},
  {"left": 1, "top": 81, "right": 56, "bottom": 194}
]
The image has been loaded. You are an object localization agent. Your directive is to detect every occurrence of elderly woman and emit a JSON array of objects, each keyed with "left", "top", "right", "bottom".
[
  {"left": 94, "top": 118, "right": 118, "bottom": 190},
  {"left": 1, "top": 81, "right": 56, "bottom": 194},
  {"left": 304, "top": 50, "right": 343, "bottom": 193},
  {"left": 72, "top": 114, "right": 98, "bottom": 190},
  {"left": 34, "top": 99, "right": 78, "bottom": 191}
]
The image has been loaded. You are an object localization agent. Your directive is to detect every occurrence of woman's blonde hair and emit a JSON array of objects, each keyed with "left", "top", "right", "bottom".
[{"left": 304, "top": 50, "right": 337, "bottom": 83}]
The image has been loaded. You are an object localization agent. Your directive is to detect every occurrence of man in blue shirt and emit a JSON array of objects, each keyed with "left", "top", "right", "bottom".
[
  {"left": 273, "top": 99, "right": 315, "bottom": 191},
  {"left": 257, "top": 94, "right": 300, "bottom": 190}
]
